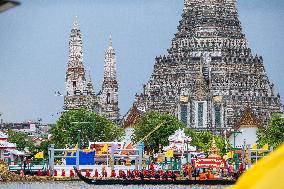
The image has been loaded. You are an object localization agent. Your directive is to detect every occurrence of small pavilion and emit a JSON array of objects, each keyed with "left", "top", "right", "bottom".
[{"left": 228, "top": 106, "right": 262, "bottom": 148}]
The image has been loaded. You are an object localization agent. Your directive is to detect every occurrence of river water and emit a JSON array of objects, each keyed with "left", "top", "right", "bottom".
[{"left": 0, "top": 182, "right": 230, "bottom": 189}]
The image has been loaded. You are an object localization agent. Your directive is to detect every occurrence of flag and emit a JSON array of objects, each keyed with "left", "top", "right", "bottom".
[
  {"left": 252, "top": 143, "right": 257, "bottom": 150},
  {"left": 64, "top": 144, "right": 69, "bottom": 156},
  {"left": 227, "top": 143, "right": 284, "bottom": 189},
  {"left": 165, "top": 149, "right": 174, "bottom": 158},
  {"left": 192, "top": 152, "right": 206, "bottom": 158},
  {"left": 101, "top": 144, "right": 108, "bottom": 153},
  {"left": 34, "top": 151, "right": 44, "bottom": 159},
  {"left": 196, "top": 152, "right": 206, "bottom": 158},
  {"left": 226, "top": 151, "right": 234, "bottom": 159},
  {"left": 71, "top": 143, "right": 78, "bottom": 156}
]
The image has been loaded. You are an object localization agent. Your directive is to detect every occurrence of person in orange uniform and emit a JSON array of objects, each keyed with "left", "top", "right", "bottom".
[
  {"left": 187, "top": 164, "right": 192, "bottom": 179},
  {"left": 207, "top": 170, "right": 214, "bottom": 180},
  {"left": 199, "top": 171, "right": 207, "bottom": 180}
]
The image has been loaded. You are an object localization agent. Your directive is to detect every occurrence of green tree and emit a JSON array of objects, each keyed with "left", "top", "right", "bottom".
[
  {"left": 7, "top": 129, "right": 35, "bottom": 152},
  {"left": 185, "top": 129, "right": 226, "bottom": 156},
  {"left": 132, "top": 111, "right": 186, "bottom": 152},
  {"left": 257, "top": 114, "right": 284, "bottom": 148},
  {"left": 51, "top": 109, "right": 124, "bottom": 149}
]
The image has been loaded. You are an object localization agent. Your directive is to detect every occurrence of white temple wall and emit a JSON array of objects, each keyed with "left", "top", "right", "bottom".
[{"left": 229, "top": 127, "right": 257, "bottom": 148}]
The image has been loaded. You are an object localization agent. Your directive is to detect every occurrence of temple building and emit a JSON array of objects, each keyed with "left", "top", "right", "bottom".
[
  {"left": 134, "top": 0, "right": 282, "bottom": 134},
  {"left": 64, "top": 18, "right": 120, "bottom": 123}
]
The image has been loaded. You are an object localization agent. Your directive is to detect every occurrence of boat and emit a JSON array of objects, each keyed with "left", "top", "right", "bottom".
[{"left": 74, "top": 168, "right": 236, "bottom": 185}]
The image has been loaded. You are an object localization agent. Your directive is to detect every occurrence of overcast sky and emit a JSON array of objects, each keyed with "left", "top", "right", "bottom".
[{"left": 0, "top": 0, "right": 284, "bottom": 124}]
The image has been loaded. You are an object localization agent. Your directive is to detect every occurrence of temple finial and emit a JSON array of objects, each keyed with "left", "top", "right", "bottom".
[
  {"left": 73, "top": 16, "right": 79, "bottom": 29},
  {"left": 109, "top": 34, "right": 113, "bottom": 47}
]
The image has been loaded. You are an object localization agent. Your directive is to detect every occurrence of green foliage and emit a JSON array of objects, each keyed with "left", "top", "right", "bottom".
[
  {"left": 51, "top": 109, "right": 124, "bottom": 149},
  {"left": 132, "top": 111, "right": 186, "bottom": 152},
  {"left": 257, "top": 114, "right": 284, "bottom": 148},
  {"left": 7, "top": 129, "right": 35, "bottom": 152},
  {"left": 184, "top": 129, "right": 226, "bottom": 156}
]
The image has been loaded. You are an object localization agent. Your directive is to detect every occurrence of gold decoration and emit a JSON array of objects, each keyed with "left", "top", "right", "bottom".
[
  {"left": 237, "top": 106, "right": 261, "bottom": 129},
  {"left": 213, "top": 96, "right": 223, "bottom": 103},
  {"left": 208, "top": 138, "right": 221, "bottom": 158},
  {"left": 122, "top": 105, "right": 141, "bottom": 128},
  {"left": 125, "top": 153, "right": 131, "bottom": 166},
  {"left": 191, "top": 65, "right": 209, "bottom": 101},
  {"left": 180, "top": 96, "right": 189, "bottom": 103}
]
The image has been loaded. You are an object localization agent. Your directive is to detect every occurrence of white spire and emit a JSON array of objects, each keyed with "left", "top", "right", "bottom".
[
  {"left": 108, "top": 34, "right": 113, "bottom": 50},
  {"left": 73, "top": 16, "right": 79, "bottom": 29}
]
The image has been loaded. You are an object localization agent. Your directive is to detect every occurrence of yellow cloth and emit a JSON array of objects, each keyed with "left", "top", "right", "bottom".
[
  {"left": 226, "top": 151, "right": 234, "bottom": 159},
  {"left": 101, "top": 144, "right": 108, "bottom": 153},
  {"left": 64, "top": 144, "right": 69, "bottom": 156},
  {"left": 252, "top": 143, "right": 257, "bottom": 150},
  {"left": 34, "top": 151, "right": 44, "bottom": 159},
  {"left": 81, "top": 149, "right": 92, "bottom": 153},
  {"left": 165, "top": 149, "right": 174, "bottom": 158},
  {"left": 228, "top": 143, "right": 284, "bottom": 189},
  {"left": 71, "top": 143, "right": 78, "bottom": 156},
  {"left": 258, "top": 144, "right": 269, "bottom": 155}
]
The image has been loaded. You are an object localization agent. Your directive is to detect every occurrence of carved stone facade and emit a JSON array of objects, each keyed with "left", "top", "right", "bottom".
[
  {"left": 134, "top": 0, "right": 282, "bottom": 133},
  {"left": 64, "top": 19, "right": 119, "bottom": 122}
]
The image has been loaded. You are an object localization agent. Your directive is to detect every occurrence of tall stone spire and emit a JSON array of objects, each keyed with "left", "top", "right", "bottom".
[
  {"left": 103, "top": 34, "right": 116, "bottom": 80},
  {"left": 65, "top": 16, "right": 86, "bottom": 97},
  {"left": 100, "top": 35, "right": 120, "bottom": 122},
  {"left": 64, "top": 17, "right": 92, "bottom": 111},
  {"left": 86, "top": 70, "right": 94, "bottom": 95}
]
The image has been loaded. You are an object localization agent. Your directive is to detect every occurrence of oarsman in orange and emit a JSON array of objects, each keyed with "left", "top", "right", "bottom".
[
  {"left": 207, "top": 170, "right": 214, "bottom": 180},
  {"left": 187, "top": 164, "right": 192, "bottom": 179},
  {"left": 199, "top": 171, "right": 207, "bottom": 180}
]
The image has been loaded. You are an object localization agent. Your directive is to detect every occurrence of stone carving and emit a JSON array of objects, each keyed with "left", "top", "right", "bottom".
[{"left": 134, "top": 0, "right": 282, "bottom": 133}]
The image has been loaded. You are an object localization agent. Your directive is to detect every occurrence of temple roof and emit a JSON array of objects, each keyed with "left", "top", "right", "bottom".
[
  {"left": 235, "top": 105, "right": 262, "bottom": 129},
  {"left": 122, "top": 105, "right": 142, "bottom": 128}
]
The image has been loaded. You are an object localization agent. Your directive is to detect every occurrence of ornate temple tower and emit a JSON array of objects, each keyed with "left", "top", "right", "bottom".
[
  {"left": 100, "top": 35, "right": 120, "bottom": 122},
  {"left": 135, "top": 0, "right": 282, "bottom": 133},
  {"left": 64, "top": 17, "right": 101, "bottom": 112}
]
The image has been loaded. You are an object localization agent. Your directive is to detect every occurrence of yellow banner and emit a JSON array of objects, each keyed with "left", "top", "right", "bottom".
[
  {"left": 34, "top": 151, "right": 44, "bottom": 159},
  {"left": 165, "top": 149, "right": 174, "bottom": 158}
]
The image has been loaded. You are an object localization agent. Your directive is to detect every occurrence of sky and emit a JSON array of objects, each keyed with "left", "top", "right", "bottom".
[{"left": 0, "top": 0, "right": 284, "bottom": 124}]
